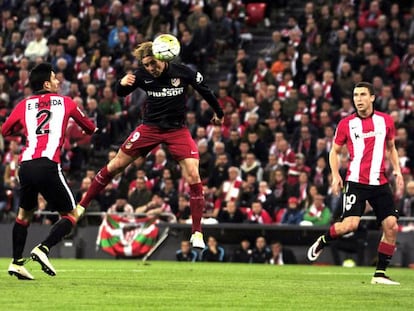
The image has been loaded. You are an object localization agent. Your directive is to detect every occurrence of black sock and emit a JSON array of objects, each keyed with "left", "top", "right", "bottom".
[
  {"left": 375, "top": 253, "right": 392, "bottom": 276},
  {"left": 41, "top": 218, "right": 74, "bottom": 250},
  {"left": 12, "top": 221, "right": 28, "bottom": 261}
]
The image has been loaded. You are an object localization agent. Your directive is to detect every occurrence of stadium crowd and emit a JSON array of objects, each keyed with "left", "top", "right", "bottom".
[{"left": 1, "top": 0, "right": 414, "bottom": 238}]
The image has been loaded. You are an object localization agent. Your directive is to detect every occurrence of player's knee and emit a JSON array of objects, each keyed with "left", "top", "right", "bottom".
[
  {"left": 382, "top": 216, "right": 399, "bottom": 235},
  {"left": 385, "top": 221, "right": 399, "bottom": 236},
  {"left": 185, "top": 167, "right": 200, "bottom": 184},
  {"left": 342, "top": 221, "right": 359, "bottom": 233}
]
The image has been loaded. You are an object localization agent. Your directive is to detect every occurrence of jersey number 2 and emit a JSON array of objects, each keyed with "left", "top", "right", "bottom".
[{"left": 36, "top": 110, "right": 51, "bottom": 134}]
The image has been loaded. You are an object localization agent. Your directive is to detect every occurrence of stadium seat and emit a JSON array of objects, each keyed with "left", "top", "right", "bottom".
[{"left": 245, "top": 3, "right": 267, "bottom": 27}]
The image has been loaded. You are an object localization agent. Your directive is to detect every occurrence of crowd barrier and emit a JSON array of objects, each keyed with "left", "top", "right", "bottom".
[{"left": 1, "top": 213, "right": 413, "bottom": 267}]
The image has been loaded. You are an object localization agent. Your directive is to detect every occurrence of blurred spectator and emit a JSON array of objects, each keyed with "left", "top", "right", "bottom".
[
  {"left": 21, "top": 16, "right": 38, "bottom": 46},
  {"left": 94, "top": 56, "right": 116, "bottom": 88},
  {"left": 135, "top": 193, "right": 172, "bottom": 216},
  {"left": 274, "top": 138, "right": 296, "bottom": 172},
  {"left": 159, "top": 177, "right": 179, "bottom": 215},
  {"left": 197, "top": 138, "right": 213, "bottom": 183},
  {"left": 179, "top": 29, "right": 198, "bottom": 72},
  {"left": 291, "top": 125, "right": 316, "bottom": 166},
  {"left": 200, "top": 236, "right": 225, "bottom": 262},
  {"left": 301, "top": 193, "right": 331, "bottom": 226},
  {"left": 217, "top": 200, "right": 245, "bottom": 223},
  {"left": 128, "top": 176, "right": 152, "bottom": 210},
  {"left": 210, "top": 5, "right": 233, "bottom": 53},
  {"left": 231, "top": 238, "right": 252, "bottom": 263},
  {"left": 214, "top": 166, "right": 242, "bottom": 210},
  {"left": 23, "top": 28, "right": 48, "bottom": 61},
  {"left": 208, "top": 153, "right": 230, "bottom": 190},
  {"left": 98, "top": 181, "right": 119, "bottom": 212},
  {"left": 240, "top": 152, "right": 263, "bottom": 182},
  {"left": 280, "top": 196, "right": 303, "bottom": 225},
  {"left": 310, "top": 156, "right": 330, "bottom": 194},
  {"left": 192, "top": 15, "right": 216, "bottom": 75},
  {"left": 287, "top": 153, "right": 311, "bottom": 187},
  {"left": 399, "top": 181, "right": 414, "bottom": 225},
  {"left": 260, "top": 30, "right": 286, "bottom": 64},
  {"left": 255, "top": 181, "right": 275, "bottom": 216},
  {"left": 108, "top": 18, "right": 128, "bottom": 50},
  {"left": 251, "top": 236, "right": 272, "bottom": 263},
  {"left": 176, "top": 240, "right": 198, "bottom": 262},
  {"left": 248, "top": 57, "right": 275, "bottom": 93},
  {"left": 269, "top": 241, "right": 297, "bottom": 265},
  {"left": 246, "top": 200, "right": 272, "bottom": 224},
  {"left": 262, "top": 153, "right": 278, "bottom": 184},
  {"left": 245, "top": 128, "right": 268, "bottom": 164},
  {"left": 141, "top": 3, "right": 166, "bottom": 41},
  {"left": 75, "top": 176, "right": 102, "bottom": 225},
  {"left": 107, "top": 196, "right": 134, "bottom": 215},
  {"left": 225, "top": 129, "right": 242, "bottom": 165},
  {"left": 86, "top": 97, "right": 109, "bottom": 150},
  {"left": 358, "top": 0, "right": 382, "bottom": 37},
  {"left": 176, "top": 194, "right": 191, "bottom": 224},
  {"left": 268, "top": 167, "right": 289, "bottom": 213}
]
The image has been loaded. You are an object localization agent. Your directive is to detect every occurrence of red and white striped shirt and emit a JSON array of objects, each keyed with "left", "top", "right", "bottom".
[
  {"left": 334, "top": 111, "right": 395, "bottom": 185},
  {"left": 1, "top": 92, "right": 96, "bottom": 164}
]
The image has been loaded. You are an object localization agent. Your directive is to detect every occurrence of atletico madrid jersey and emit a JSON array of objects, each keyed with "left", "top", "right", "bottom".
[
  {"left": 1, "top": 91, "right": 96, "bottom": 164},
  {"left": 116, "top": 62, "right": 223, "bottom": 129},
  {"left": 334, "top": 111, "right": 395, "bottom": 185}
]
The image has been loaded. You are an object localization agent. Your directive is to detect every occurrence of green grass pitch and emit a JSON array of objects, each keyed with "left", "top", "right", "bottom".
[{"left": 1, "top": 258, "right": 413, "bottom": 311}]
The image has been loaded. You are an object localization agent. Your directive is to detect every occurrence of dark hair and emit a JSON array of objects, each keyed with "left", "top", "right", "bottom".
[
  {"left": 29, "top": 62, "right": 53, "bottom": 92},
  {"left": 354, "top": 82, "right": 375, "bottom": 96}
]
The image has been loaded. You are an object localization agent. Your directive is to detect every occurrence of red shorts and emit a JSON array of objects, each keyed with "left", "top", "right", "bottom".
[{"left": 121, "top": 124, "right": 199, "bottom": 162}]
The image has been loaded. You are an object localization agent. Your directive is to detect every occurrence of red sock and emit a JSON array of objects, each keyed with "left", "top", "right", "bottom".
[
  {"left": 189, "top": 182, "right": 204, "bottom": 234},
  {"left": 80, "top": 166, "right": 113, "bottom": 208},
  {"left": 378, "top": 241, "right": 395, "bottom": 256}
]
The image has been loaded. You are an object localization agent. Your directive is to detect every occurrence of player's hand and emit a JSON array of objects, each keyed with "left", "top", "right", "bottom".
[
  {"left": 120, "top": 73, "right": 135, "bottom": 86},
  {"left": 331, "top": 175, "right": 343, "bottom": 196},
  {"left": 210, "top": 114, "right": 223, "bottom": 126}
]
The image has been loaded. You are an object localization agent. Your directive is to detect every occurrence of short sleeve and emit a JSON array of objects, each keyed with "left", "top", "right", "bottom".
[{"left": 334, "top": 119, "right": 347, "bottom": 146}]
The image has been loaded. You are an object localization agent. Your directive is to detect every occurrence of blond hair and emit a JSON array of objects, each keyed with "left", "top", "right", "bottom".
[{"left": 133, "top": 42, "right": 153, "bottom": 61}]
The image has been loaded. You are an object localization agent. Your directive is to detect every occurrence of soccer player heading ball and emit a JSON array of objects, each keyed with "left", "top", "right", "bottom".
[
  {"left": 307, "top": 82, "right": 404, "bottom": 285},
  {"left": 78, "top": 38, "right": 224, "bottom": 249}
]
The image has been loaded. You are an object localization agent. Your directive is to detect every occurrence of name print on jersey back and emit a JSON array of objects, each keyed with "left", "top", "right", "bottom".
[{"left": 27, "top": 98, "right": 63, "bottom": 110}]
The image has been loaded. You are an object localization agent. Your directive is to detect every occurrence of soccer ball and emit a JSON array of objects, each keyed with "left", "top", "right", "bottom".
[
  {"left": 342, "top": 258, "right": 356, "bottom": 268},
  {"left": 152, "top": 34, "right": 181, "bottom": 62}
]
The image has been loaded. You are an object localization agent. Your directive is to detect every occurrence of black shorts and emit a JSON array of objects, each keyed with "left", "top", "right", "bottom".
[
  {"left": 342, "top": 181, "right": 398, "bottom": 224},
  {"left": 18, "top": 158, "right": 76, "bottom": 213}
]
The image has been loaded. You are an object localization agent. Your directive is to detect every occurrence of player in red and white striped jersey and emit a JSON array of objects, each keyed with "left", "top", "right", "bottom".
[
  {"left": 307, "top": 82, "right": 404, "bottom": 285},
  {"left": 2, "top": 63, "right": 96, "bottom": 280}
]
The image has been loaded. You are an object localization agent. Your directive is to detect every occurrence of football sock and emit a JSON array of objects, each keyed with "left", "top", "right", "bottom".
[
  {"left": 41, "top": 217, "right": 74, "bottom": 249},
  {"left": 12, "top": 258, "right": 26, "bottom": 265},
  {"left": 79, "top": 165, "right": 113, "bottom": 208},
  {"left": 319, "top": 225, "right": 339, "bottom": 248},
  {"left": 375, "top": 241, "right": 395, "bottom": 275},
  {"left": 12, "top": 218, "right": 29, "bottom": 261},
  {"left": 189, "top": 182, "right": 204, "bottom": 234}
]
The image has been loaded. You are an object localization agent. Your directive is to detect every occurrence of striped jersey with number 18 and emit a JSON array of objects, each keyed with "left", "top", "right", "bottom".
[
  {"left": 334, "top": 111, "right": 395, "bottom": 185},
  {"left": 1, "top": 92, "right": 96, "bottom": 164}
]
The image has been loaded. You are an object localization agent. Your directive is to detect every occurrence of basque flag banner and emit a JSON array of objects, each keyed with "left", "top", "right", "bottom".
[{"left": 97, "top": 214, "right": 159, "bottom": 257}]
